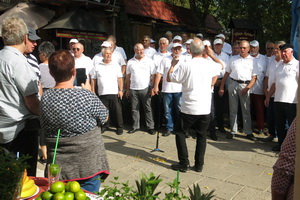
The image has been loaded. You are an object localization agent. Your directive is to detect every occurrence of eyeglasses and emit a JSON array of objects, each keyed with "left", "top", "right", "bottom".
[
  {"left": 72, "top": 48, "right": 80, "bottom": 51},
  {"left": 267, "top": 48, "right": 274, "bottom": 50}
]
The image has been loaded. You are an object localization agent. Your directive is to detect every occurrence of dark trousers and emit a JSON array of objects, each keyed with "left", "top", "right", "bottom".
[
  {"left": 274, "top": 102, "right": 296, "bottom": 144},
  {"left": 208, "top": 93, "right": 216, "bottom": 134},
  {"left": 176, "top": 112, "right": 210, "bottom": 167},
  {"left": 267, "top": 97, "right": 276, "bottom": 136},
  {"left": 214, "top": 86, "right": 226, "bottom": 130},
  {"left": 0, "top": 128, "right": 39, "bottom": 176},
  {"left": 99, "top": 94, "right": 123, "bottom": 130},
  {"left": 250, "top": 94, "right": 265, "bottom": 130}
]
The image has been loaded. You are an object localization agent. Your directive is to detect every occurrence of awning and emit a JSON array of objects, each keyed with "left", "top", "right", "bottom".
[
  {"left": 43, "top": 8, "right": 108, "bottom": 33},
  {"left": 0, "top": 2, "right": 55, "bottom": 34}
]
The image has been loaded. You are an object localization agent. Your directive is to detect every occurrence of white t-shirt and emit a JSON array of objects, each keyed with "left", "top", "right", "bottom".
[
  {"left": 75, "top": 54, "right": 93, "bottom": 78},
  {"left": 157, "top": 55, "right": 183, "bottom": 93},
  {"left": 273, "top": 58, "right": 299, "bottom": 104},
  {"left": 144, "top": 47, "right": 157, "bottom": 59},
  {"left": 92, "top": 50, "right": 126, "bottom": 68},
  {"left": 170, "top": 57, "right": 219, "bottom": 115},
  {"left": 214, "top": 51, "right": 229, "bottom": 78},
  {"left": 250, "top": 54, "right": 268, "bottom": 95},
  {"left": 115, "top": 46, "right": 127, "bottom": 60},
  {"left": 265, "top": 56, "right": 282, "bottom": 97},
  {"left": 126, "top": 56, "right": 156, "bottom": 90},
  {"left": 90, "top": 61, "right": 122, "bottom": 95},
  {"left": 39, "top": 63, "right": 55, "bottom": 89},
  {"left": 182, "top": 52, "right": 192, "bottom": 62},
  {"left": 153, "top": 51, "right": 171, "bottom": 69},
  {"left": 226, "top": 54, "right": 257, "bottom": 81}
]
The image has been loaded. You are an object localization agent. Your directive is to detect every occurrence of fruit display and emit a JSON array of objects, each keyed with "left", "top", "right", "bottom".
[
  {"left": 36, "top": 180, "right": 91, "bottom": 200},
  {"left": 20, "top": 170, "right": 38, "bottom": 199}
]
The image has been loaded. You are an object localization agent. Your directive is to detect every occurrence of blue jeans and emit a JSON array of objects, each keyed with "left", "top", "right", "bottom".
[
  {"left": 162, "top": 92, "right": 182, "bottom": 131},
  {"left": 78, "top": 175, "right": 101, "bottom": 193}
]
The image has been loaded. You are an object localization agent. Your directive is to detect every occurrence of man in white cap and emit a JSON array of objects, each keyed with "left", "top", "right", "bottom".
[
  {"left": 265, "top": 43, "right": 299, "bottom": 151},
  {"left": 213, "top": 38, "right": 230, "bottom": 134},
  {"left": 68, "top": 38, "right": 79, "bottom": 55},
  {"left": 150, "top": 39, "right": 156, "bottom": 49},
  {"left": 167, "top": 35, "right": 186, "bottom": 54},
  {"left": 167, "top": 37, "right": 219, "bottom": 172},
  {"left": 249, "top": 40, "right": 267, "bottom": 135},
  {"left": 215, "top": 33, "right": 232, "bottom": 55},
  {"left": 126, "top": 43, "right": 156, "bottom": 135},
  {"left": 182, "top": 39, "right": 193, "bottom": 61},
  {"left": 152, "top": 43, "right": 184, "bottom": 136},
  {"left": 143, "top": 35, "right": 157, "bottom": 59},
  {"left": 92, "top": 41, "right": 126, "bottom": 75},
  {"left": 219, "top": 40, "right": 257, "bottom": 141}
]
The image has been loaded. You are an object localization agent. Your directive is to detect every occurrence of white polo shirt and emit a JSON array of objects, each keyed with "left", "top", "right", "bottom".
[
  {"left": 226, "top": 54, "right": 257, "bottom": 81},
  {"left": 75, "top": 54, "right": 94, "bottom": 78},
  {"left": 90, "top": 61, "right": 122, "bottom": 95},
  {"left": 144, "top": 47, "right": 157, "bottom": 59},
  {"left": 115, "top": 46, "right": 127, "bottom": 60},
  {"left": 157, "top": 55, "right": 183, "bottom": 93},
  {"left": 170, "top": 57, "right": 219, "bottom": 115},
  {"left": 251, "top": 54, "right": 268, "bottom": 95},
  {"left": 153, "top": 51, "right": 171, "bottom": 69},
  {"left": 214, "top": 51, "right": 229, "bottom": 78},
  {"left": 126, "top": 56, "right": 156, "bottom": 90},
  {"left": 273, "top": 58, "right": 299, "bottom": 103},
  {"left": 265, "top": 56, "right": 283, "bottom": 97},
  {"left": 182, "top": 52, "right": 192, "bottom": 62},
  {"left": 92, "top": 50, "right": 126, "bottom": 68}
]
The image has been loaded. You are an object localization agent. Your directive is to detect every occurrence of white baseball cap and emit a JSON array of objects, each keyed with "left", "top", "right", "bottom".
[
  {"left": 196, "top": 33, "right": 203, "bottom": 38},
  {"left": 250, "top": 40, "right": 259, "bottom": 47},
  {"left": 101, "top": 41, "right": 111, "bottom": 48},
  {"left": 203, "top": 40, "right": 211, "bottom": 47},
  {"left": 213, "top": 38, "right": 223, "bottom": 45},
  {"left": 172, "top": 43, "right": 182, "bottom": 48},
  {"left": 185, "top": 39, "right": 193, "bottom": 44},
  {"left": 150, "top": 39, "right": 156, "bottom": 43},
  {"left": 69, "top": 38, "right": 79, "bottom": 43},
  {"left": 173, "top": 35, "right": 182, "bottom": 41},
  {"left": 215, "top": 34, "right": 225, "bottom": 39}
]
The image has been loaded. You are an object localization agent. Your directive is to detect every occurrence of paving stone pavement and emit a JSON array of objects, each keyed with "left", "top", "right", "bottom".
[{"left": 37, "top": 127, "right": 279, "bottom": 200}]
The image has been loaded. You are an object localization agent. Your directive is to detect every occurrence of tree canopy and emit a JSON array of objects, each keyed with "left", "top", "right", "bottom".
[{"left": 159, "top": 0, "right": 292, "bottom": 43}]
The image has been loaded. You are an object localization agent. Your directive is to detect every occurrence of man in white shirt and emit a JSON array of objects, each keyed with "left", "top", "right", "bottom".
[
  {"left": 93, "top": 41, "right": 126, "bottom": 75},
  {"left": 107, "top": 35, "right": 127, "bottom": 62},
  {"left": 213, "top": 38, "right": 229, "bottom": 134},
  {"left": 167, "top": 35, "right": 186, "bottom": 54},
  {"left": 265, "top": 44, "right": 298, "bottom": 151},
  {"left": 265, "top": 41, "right": 275, "bottom": 62},
  {"left": 263, "top": 41, "right": 285, "bottom": 142},
  {"left": 143, "top": 35, "right": 157, "bottom": 59},
  {"left": 126, "top": 43, "right": 156, "bottom": 135},
  {"left": 249, "top": 40, "right": 268, "bottom": 135},
  {"left": 182, "top": 39, "right": 193, "bottom": 62},
  {"left": 153, "top": 43, "right": 184, "bottom": 136},
  {"left": 167, "top": 38, "right": 219, "bottom": 173},
  {"left": 215, "top": 33, "right": 232, "bottom": 55},
  {"left": 219, "top": 40, "right": 257, "bottom": 141},
  {"left": 72, "top": 42, "right": 94, "bottom": 86},
  {"left": 91, "top": 47, "right": 124, "bottom": 135}
]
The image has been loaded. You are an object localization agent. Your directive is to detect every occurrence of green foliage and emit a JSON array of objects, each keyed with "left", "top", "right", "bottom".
[
  {"left": 0, "top": 147, "right": 30, "bottom": 200},
  {"left": 188, "top": 184, "right": 215, "bottom": 200},
  {"left": 97, "top": 173, "right": 215, "bottom": 200}
]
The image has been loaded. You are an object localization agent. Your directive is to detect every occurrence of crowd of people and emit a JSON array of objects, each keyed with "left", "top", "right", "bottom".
[{"left": 0, "top": 16, "right": 298, "bottom": 197}]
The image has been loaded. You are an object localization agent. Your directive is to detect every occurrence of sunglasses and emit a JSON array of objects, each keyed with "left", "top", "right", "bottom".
[{"left": 72, "top": 48, "right": 80, "bottom": 51}]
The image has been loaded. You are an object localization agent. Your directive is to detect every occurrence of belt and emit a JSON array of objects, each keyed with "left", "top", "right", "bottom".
[{"left": 230, "top": 78, "right": 250, "bottom": 84}]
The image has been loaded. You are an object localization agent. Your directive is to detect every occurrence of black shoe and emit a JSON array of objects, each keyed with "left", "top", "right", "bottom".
[
  {"left": 127, "top": 129, "right": 139, "bottom": 134},
  {"left": 226, "top": 133, "right": 234, "bottom": 139},
  {"left": 210, "top": 133, "right": 218, "bottom": 141},
  {"left": 147, "top": 129, "right": 156, "bottom": 135},
  {"left": 101, "top": 127, "right": 108, "bottom": 134},
  {"left": 246, "top": 134, "right": 257, "bottom": 141},
  {"left": 171, "top": 163, "right": 190, "bottom": 172},
  {"left": 162, "top": 130, "right": 171, "bottom": 137},
  {"left": 272, "top": 145, "right": 281, "bottom": 152},
  {"left": 193, "top": 165, "right": 203, "bottom": 172},
  {"left": 263, "top": 135, "right": 275, "bottom": 142},
  {"left": 116, "top": 128, "right": 123, "bottom": 135},
  {"left": 219, "top": 127, "right": 226, "bottom": 133}
]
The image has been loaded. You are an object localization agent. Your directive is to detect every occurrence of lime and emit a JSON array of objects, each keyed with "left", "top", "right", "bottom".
[
  {"left": 41, "top": 191, "right": 53, "bottom": 200},
  {"left": 50, "top": 181, "right": 65, "bottom": 193},
  {"left": 52, "top": 192, "right": 66, "bottom": 200},
  {"left": 35, "top": 196, "right": 42, "bottom": 200},
  {"left": 68, "top": 181, "right": 81, "bottom": 193},
  {"left": 74, "top": 189, "right": 86, "bottom": 200},
  {"left": 64, "top": 192, "right": 75, "bottom": 200},
  {"left": 49, "top": 164, "right": 60, "bottom": 176}
]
